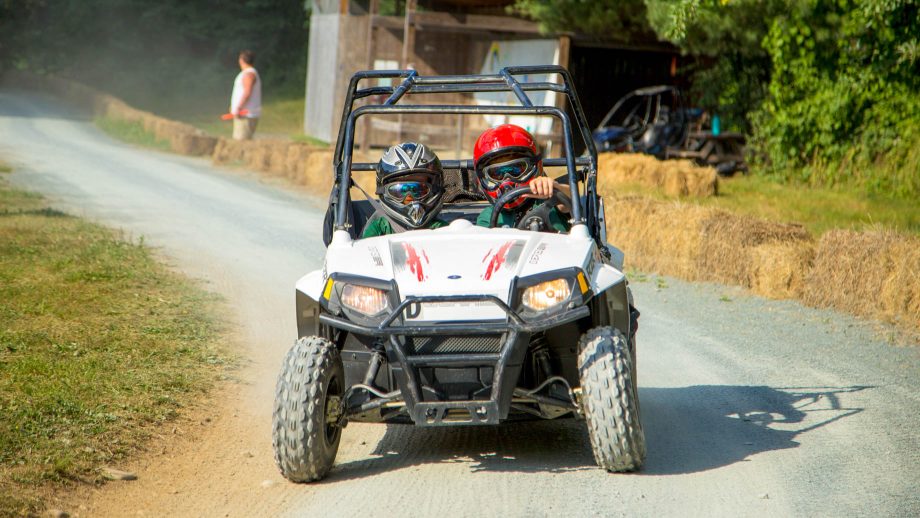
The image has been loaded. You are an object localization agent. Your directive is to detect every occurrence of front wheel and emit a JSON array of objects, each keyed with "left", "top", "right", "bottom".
[
  {"left": 578, "top": 326, "right": 646, "bottom": 472},
  {"left": 272, "top": 336, "right": 344, "bottom": 482}
]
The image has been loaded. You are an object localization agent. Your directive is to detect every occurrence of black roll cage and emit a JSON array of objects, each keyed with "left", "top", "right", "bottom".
[{"left": 331, "top": 65, "right": 602, "bottom": 240}]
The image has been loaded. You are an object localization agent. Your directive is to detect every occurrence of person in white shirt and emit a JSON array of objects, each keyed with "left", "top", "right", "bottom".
[{"left": 230, "top": 50, "right": 262, "bottom": 140}]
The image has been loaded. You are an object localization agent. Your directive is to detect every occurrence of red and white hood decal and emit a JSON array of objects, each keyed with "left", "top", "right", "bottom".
[
  {"left": 323, "top": 223, "right": 599, "bottom": 320},
  {"left": 389, "top": 236, "right": 527, "bottom": 293}
]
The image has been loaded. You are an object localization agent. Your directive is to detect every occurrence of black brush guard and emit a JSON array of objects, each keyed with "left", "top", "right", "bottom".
[{"left": 319, "top": 295, "right": 588, "bottom": 425}]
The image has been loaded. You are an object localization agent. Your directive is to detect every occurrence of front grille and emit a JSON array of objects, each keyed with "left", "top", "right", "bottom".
[{"left": 406, "top": 335, "right": 503, "bottom": 354}]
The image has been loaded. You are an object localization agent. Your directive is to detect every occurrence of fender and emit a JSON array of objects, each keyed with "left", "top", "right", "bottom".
[
  {"left": 591, "top": 263, "right": 633, "bottom": 340},
  {"left": 295, "top": 270, "right": 324, "bottom": 338}
]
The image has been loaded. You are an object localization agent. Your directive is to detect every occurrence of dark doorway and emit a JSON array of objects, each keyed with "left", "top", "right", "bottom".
[{"left": 568, "top": 44, "right": 681, "bottom": 133}]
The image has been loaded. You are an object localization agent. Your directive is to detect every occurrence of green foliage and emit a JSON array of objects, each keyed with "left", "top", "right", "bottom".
[
  {"left": 511, "top": 0, "right": 655, "bottom": 41},
  {"left": 750, "top": 0, "right": 920, "bottom": 197},
  {"left": 647, "top": 0, "right": 785, "bottom": 132},
  {"left": 517, "top": 0, "right": 919, "bottom": 198}
]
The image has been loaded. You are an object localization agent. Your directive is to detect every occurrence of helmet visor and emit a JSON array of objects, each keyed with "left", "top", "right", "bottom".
[
  {"left": 383, "top": 181, "right": 432, "bottom": 204},
  {"left": 480, "top": 156, "right": 539, "bottom": 188}
]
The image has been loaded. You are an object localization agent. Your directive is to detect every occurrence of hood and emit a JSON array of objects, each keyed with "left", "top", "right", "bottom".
[{"left": 325, "top": 221, "right": 595, "bottom": 321}]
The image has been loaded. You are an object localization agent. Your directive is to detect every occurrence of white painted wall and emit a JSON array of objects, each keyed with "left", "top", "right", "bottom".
[{"left": 304, "top": 13, "right": 341, "bottom": 142}]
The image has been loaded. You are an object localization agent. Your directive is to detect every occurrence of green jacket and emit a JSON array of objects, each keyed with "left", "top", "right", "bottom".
[
  {"left": 476, "top": 202, "right": 569, "bottom": 233},
  {"left": 361, "top": 216, "right": 449, "bottom": 238}
]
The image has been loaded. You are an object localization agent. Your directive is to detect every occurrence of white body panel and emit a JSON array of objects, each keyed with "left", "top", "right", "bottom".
[{"left": 297, "top": 220, "right": 626, "bottom": 322}]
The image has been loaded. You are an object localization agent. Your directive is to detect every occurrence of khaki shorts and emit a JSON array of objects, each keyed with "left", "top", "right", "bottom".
[{"left": 232, "top": 117, "right": 259, "bottom": 140}]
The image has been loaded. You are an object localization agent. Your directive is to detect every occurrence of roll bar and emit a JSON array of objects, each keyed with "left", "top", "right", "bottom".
[{"left": 330, "top": 65, "right": 600, "bottom": 232}]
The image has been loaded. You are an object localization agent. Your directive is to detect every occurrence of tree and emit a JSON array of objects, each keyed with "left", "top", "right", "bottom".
[{"left": 513, "top": 0, "right": 920, "bottom": 196}]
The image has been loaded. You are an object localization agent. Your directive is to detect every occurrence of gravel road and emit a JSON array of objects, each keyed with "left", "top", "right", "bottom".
[{"left": 2, "top": 91, "right": 918, "bottom": 517}]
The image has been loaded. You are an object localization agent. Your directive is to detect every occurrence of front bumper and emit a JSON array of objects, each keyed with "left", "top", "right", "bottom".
[{"left": 319, "top": 295, "right": 588, "bottom": 425}]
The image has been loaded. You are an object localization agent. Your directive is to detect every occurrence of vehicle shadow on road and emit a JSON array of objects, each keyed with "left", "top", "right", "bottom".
[
  {"left": 640, "top": 384, "right": 871, "bottom": 475},
  {"left": 325, "top": 384, "right": 870, "bottom": 481},
  {"left": 326, "top": 418, "right": 598, "bottom": 481}
]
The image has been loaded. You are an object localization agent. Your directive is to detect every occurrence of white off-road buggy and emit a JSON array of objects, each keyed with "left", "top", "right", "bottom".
[{"left": 272, "top": 66, "right": 644, "bottom": 481}]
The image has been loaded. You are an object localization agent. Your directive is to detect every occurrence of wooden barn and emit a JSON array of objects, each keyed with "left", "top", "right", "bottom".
[{"left": 304, "top": 0, "right": 682, "bottom": 155}]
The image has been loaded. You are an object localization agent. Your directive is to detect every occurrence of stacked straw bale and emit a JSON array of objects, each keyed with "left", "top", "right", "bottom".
[
  {"left": 604, "top": 197, "right": 814, "bottom": 294},
  {"left": 603, "top": 194, "right": 918, "bottom": 334},
  {"left": 804, "top": 230, "right": 920, "bottom": 329},
  {"left": 696, "top": 212, "right": 813, "bottom": 291},
  {"left": 603, "top": 196, "right": 708, "bottom": 278},
  {"left": 597, "top": 153, "right": 718, "bottom": 197}
]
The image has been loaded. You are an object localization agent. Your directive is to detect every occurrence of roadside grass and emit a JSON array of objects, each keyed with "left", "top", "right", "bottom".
[
  {"left": 176, "top": 94, "right": 312, "bottom": 142},
  {"left": 613, "top": 173, "right": 920, "bottom": 237},
  {"left": 0, "top": 174, "right": 231, "bottom": 516},
  {"left": 94, "top": 116, "right": 170, "bottom": 151}
]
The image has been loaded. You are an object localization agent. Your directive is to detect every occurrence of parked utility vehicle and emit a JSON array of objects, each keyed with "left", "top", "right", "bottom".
[{"left": 272, "top": 66, "right": 644, "bottom": 482}]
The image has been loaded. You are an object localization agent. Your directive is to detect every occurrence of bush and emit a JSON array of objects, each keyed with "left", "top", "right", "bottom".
[{"left": 749, "top": 0, "right": 920, "bottom": 197}]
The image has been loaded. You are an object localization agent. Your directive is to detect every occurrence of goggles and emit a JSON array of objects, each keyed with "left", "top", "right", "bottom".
[
  {"left": 383, "top": 181, "right": 432, "bottom": 204},
  {"left": 480, "top": 156, "right": 539, "bottom": 187}
]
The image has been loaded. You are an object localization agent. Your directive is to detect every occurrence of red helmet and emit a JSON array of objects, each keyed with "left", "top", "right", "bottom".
[{"left": 473, "top": 124, "right": 542, "bottom": 209}]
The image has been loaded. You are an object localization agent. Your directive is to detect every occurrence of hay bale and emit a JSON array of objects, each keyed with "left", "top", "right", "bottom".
[
  {"left": 284, "top": 144, "right": 316, "bottom": 181},
  {"left": 697, "top": 212, "right": 811, "bottom": 286},
  {"left": 300, "top": 150, "right": 335, "bottom": 192},
  {"left": 883, "top": 238, "right": 920, "bottom": 330},
  {"left": 597, "top": 153, "right": 718, "bottom": 198},
  {"left": 174, "top": 134, "right": 218, "bottom": 156},
  {"left": 604, "top": 196, "right": 709, "bottom": 276},
  {"left": 806, "top": 230, "right": 920, "bottom": 330},
  {"left": 683, "top": 162, "right": 719, "bottom": 197},
  {"left": 748, "top": 241, "right": 816, "bottom": 299},
  {"left": 264, "top": 141, "right": 294, "bottom": 175},
  {"left": 662, "top": 166, "right": 689, "bottom": 197}
]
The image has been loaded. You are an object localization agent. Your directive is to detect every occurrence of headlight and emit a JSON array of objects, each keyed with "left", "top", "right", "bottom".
[
  {"left": 521, "top": 278, "right": 572, "bottom": 312},
  {"left": 341, "top": 284, "right": 389, "bottom": 315}
]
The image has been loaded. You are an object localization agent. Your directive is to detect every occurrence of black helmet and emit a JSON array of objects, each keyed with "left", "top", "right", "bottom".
[{"left": 375, "top": 142, "right": 444, "bottom": 229}]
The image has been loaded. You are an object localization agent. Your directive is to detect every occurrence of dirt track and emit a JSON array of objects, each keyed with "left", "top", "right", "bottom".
[{"left": 2, "top": 91, "right": 918, "bottom": 517}]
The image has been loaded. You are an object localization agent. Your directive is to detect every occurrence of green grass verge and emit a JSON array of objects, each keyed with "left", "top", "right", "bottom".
[
  {"left": 615, "top": 173, "right": 920, "bottom": 237},
  {"left": 0, "top": 173, "right": 231, "bottom": 516},
  {"left": 94, "top": 116, "right": 170, "bottom": 151},
  {"left": 172, "top": 94, "right": 323, "bottom": 143}
]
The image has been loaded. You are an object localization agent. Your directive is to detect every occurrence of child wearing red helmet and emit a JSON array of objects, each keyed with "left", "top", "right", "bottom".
[{"left": 473, "top": 124, "right": 570, "bottom": 231}]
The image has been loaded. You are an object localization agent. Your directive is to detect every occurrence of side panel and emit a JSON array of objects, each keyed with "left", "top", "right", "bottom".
[
  {"left": 601, "top": 280, "right": 632, "bottom": 340},
  {"left": 295, "top": 269, "right": 326, "bottom": 339},
  {"left": 295, "top": 290, "right": 320, "bottom": 339}
]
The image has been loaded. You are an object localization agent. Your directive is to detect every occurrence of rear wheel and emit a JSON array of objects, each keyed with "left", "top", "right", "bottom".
[
  {"left": 578, "top": 326, "right": 645, "bottom": 472},
  {"left": 272, "top": 336, "right": 344, "bottom": 482}
]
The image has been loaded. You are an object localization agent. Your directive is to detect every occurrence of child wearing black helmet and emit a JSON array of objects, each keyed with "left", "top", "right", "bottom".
[{"left": 361, "top": 142, "right": 449, "bottom": 238}]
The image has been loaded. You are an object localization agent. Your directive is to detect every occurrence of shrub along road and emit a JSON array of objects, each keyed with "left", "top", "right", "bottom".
[{"left": 0, "top": 90, "right": 917, "bottom": 517}]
